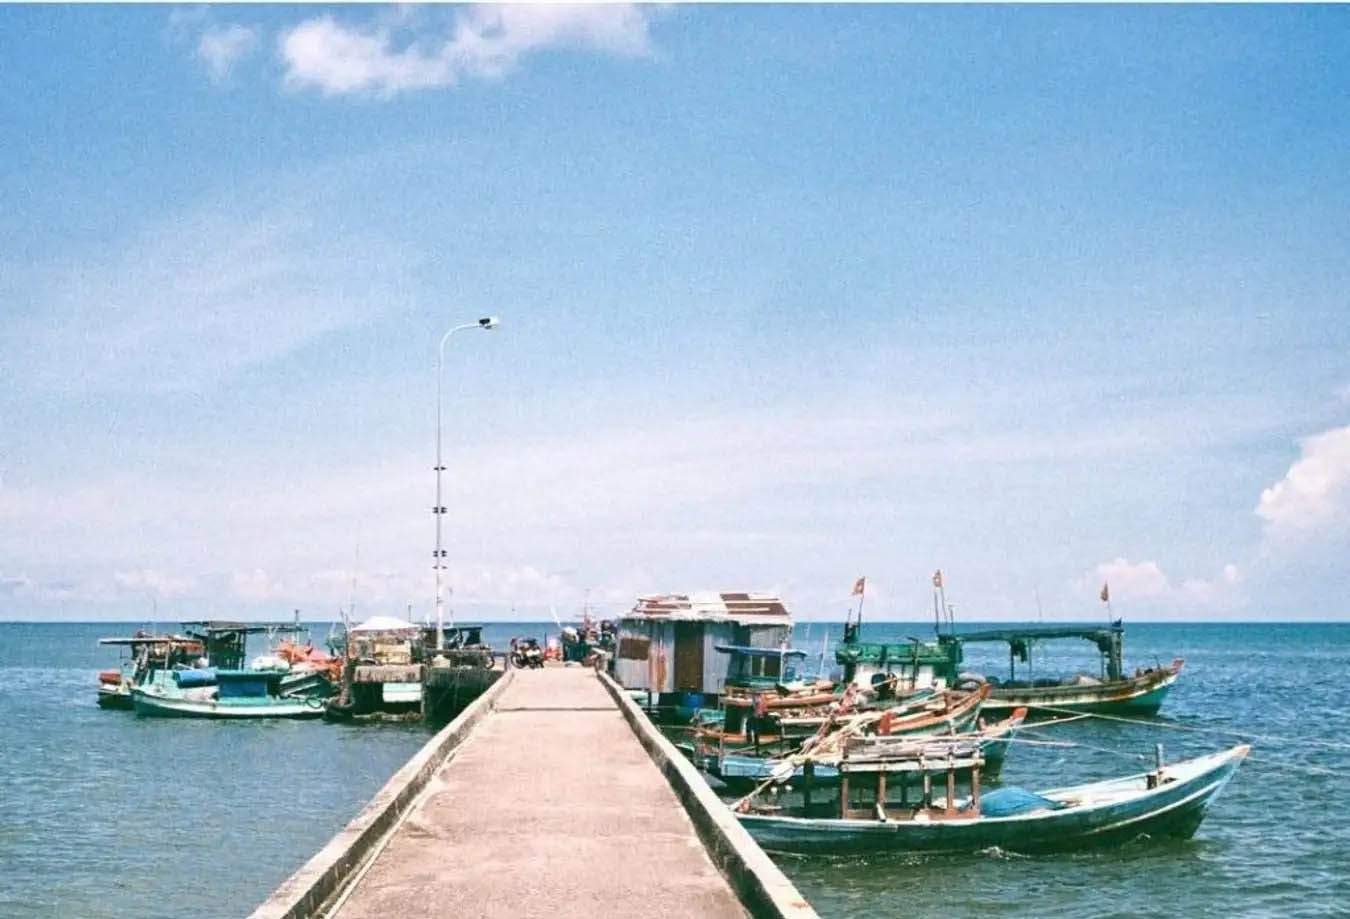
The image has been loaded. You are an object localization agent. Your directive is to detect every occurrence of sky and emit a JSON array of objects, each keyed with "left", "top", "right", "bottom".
[{"left": 2, "top": 4, "right": 1349, "bottom": 624}]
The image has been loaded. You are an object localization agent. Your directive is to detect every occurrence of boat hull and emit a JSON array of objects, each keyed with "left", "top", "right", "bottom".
[
  {"left": 982, "top": 660, "right": 1183, "bottom": 719},
  {"left": 132, "top": 689, "right": 325, "bottom": 719},
  {"left": 737, "top": 745, "right": 1246, "bottom": 856},
  {"left": 97, "top": 687, "right": 134, "bottom": 710}
]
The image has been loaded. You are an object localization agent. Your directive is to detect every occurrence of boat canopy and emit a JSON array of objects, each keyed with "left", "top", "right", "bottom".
[
  {"left": 714, "top": 645, "right": 808, "bottom": 658},
  {"left": 98, "top": 634, "right": 201, "bottom": 646},
  {"left": 952, "top": 624, "right": 1124, "bottom": 681},
  {"left": 182, "top": 620, "right": 281, "bottom": 635}
]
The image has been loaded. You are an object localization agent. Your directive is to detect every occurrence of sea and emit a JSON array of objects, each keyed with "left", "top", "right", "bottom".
[{"left": 0, "top": 620, "right": 1345, "bottom": 919}]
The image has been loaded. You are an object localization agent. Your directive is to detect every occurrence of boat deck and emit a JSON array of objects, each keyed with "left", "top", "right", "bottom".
[{"left": 330, "top": 667, "right": 747, "bottom": 919}]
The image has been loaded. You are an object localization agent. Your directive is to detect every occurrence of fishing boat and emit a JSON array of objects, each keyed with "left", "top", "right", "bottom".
[
  {"left": 130, "top": 621, "right": 331, "bottom": 719},
  {"left": 96, "top": 633, "right": 205, "bottom": 709},
  {"left": 131, "top": 669, "right": 328, "bottom": 718},
  {"left": 952, "top": 625, "right": 1184, "bottom": 718},
  {"left": 735, "top": 740, "right": 1249, "bottom": 855},
  {"left": 691, "top": 681, "right": 991, "bottom": 786},
  {"left": 712, "top": 707, "right": 1026, "bottom": 791}
]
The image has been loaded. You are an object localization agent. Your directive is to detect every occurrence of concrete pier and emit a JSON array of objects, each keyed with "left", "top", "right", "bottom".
[
  {"left": 254, "top": 666, "right": 815, "bottom": 919},
  {"left": 331, "top": 667, "right": 748, "bottom": 918}
]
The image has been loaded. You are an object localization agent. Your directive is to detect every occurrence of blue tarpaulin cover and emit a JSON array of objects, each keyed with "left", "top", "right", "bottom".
[
  {"left": 979, "top": 787, "right": 1065, "bottom": 817},
  {"left": 173, "top": 668, "right": 217, "bottom": 688}
]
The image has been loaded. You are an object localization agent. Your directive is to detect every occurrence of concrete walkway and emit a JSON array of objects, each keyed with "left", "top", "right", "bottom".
[{"left": 333, "top": 667, "right": 747, "bottom": 919}]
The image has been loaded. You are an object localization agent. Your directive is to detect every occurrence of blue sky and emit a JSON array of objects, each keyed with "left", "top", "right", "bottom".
[{"left": 2, "top": 5, "right": 1349, "bottom": 623}]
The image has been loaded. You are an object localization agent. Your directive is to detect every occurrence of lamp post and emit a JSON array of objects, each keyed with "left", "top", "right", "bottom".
[{"left": 434, "top": 316, "right": 499, "bottom": 652}]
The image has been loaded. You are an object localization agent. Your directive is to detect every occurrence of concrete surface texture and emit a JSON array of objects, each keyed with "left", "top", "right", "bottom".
[{"left": 333, "top": 667, "right": 748, "bottom": 918}]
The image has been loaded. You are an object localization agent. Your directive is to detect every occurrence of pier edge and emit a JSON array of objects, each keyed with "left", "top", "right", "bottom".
[
  {"left": 247, "top": 668, "right": 513, "bottom": 919},
  {"left": 597, "top": 669, "right": 820, "bottom": 919}
]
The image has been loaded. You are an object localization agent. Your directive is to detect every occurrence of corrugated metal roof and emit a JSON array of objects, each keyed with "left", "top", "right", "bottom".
[{"left": 620, "top": 591, "right": 792, "bottom": 625}]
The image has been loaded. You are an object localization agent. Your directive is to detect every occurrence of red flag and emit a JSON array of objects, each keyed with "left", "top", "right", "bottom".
[
  {"left": 1100, "top": 582, "right": 1110, "bottom": 603},
  {"left": 851, "top": 576, "right": 865, "bottom": 596}
]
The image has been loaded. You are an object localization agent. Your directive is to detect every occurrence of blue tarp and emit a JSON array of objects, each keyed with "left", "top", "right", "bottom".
[
  {"left": 979, "top": 786, "right": 1065, "bottom": 818},
  {"left": 172, "top": 668, "right": 217, "bottom": 688}
]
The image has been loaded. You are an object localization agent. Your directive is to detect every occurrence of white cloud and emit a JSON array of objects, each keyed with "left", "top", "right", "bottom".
[
  {"left": 13, "top": 197, "right": 411, "bottom": 394},
  {"left": 113, "top": 568, "right": 197, "bottom": 598},
  {"left": 1256, "top": 425, "right": 1350, "bottom": 541},
  {"left": 280, "top": 5, "right": 657, "bottom": 97},
  {"left": 197, "top": 24, "right": 259, "bottom": 83},
  {"left": 1087, "top": 557, "right": 1241, "bottom": 610}
]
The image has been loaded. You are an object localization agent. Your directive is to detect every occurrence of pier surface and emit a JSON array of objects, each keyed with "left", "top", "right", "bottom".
[{"left": 331, "top": 667, "right": 747, "bottom": 918}]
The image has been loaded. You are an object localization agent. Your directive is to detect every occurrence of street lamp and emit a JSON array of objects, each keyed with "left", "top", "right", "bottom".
[{"left": 434, "top": 316, "right": 500, "bottom": 652}]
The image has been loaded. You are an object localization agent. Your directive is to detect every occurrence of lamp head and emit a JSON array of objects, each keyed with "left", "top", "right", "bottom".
[{"left": 478, "top": 316, "right": 500, "bottom": 329}]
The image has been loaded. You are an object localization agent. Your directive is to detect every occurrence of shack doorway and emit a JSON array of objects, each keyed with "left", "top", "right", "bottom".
[{"left": 673, "top": 622, "right": 704, "bottom": 691}]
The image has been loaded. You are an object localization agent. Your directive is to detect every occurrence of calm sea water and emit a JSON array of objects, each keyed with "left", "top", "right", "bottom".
[
  {"left": 0, "top": 620, "right": 551, "bottom": 919},
  {"left": 1, "top": 620, "right": 1344, "bottom": 918}
]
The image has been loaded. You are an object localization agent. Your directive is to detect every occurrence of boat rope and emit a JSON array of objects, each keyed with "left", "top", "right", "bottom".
[
  {"left": 1025, "top": 703, "right": 1350, "bottom": 753},
  {"left": 1008, "top": 729, "right": 1150, "bottom": 761}
]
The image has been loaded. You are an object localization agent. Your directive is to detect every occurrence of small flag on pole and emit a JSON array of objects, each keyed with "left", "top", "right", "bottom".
[
  {"left": 1100, "top": 582, "right": 1110, "bottom": 603},
  {"left": 932, "top": 569, "right": 944, "bottom": 589},
  {"left": 851, "top": 576, "right": 866, "bottom": 596}
]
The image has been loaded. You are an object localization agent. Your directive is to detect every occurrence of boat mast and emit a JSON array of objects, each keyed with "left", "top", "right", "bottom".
[{"left": 931, "top": 570, "right": 944, "bottom": 636}]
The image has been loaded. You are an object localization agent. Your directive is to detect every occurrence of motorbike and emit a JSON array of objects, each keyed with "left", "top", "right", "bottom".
[{"left": 510, "top": 637, "right": 545, "bottom": 669}]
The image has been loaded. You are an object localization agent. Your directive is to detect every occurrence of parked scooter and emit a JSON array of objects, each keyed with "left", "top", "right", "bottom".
[{"left": 510, "top": 637, "right": 544, "bottom": 669}]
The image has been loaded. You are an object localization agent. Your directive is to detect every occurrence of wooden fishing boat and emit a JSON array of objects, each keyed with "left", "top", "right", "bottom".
[
  {"left": 953, "top": 626, "right": 1184, "bottom": 718},
  {"left": 132, "top": 669, "right": 327, "bottom": 719},
  {"left": 713, "top": 707, "right": 1026, "bottom": 791},
  {"left": 735, "top": 742, "right": 1248, "bottom": 855},
  {"left": 96, "top": 633, "right": 205, "bottom": 710}
]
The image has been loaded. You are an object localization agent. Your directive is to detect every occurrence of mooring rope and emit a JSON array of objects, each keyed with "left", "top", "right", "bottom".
[{"left": 1025, "top": 703, "right": 1350, "bottom": 753}]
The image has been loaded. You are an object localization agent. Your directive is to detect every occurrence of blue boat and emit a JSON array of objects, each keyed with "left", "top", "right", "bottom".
[
  {"left": 132, "top": 669, "right": 327, "bottom": 719},
  {"left": 130, "top": 621, "right": 331, "bottom": 719},
  {"left": 735, "top": 743, "right": 1248, "bottom": 855}
]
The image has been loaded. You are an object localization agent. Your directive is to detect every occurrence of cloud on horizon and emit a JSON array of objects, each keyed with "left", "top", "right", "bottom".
[
  {"left": 1086, "top": 556, "right": 1242, "bottom": 611},
  {"left": 1257, "top": 424, "right": 1350, "bottom": 544}
]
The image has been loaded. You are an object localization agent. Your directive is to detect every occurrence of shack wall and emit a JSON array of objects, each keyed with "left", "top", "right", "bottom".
[{"left": 614, "top": 617, "right": 791, "bottom": 696}]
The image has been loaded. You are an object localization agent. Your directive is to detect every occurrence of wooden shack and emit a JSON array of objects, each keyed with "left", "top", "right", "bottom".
[{"left": 612, "top": 591, "right": 793, "bottom": 717}]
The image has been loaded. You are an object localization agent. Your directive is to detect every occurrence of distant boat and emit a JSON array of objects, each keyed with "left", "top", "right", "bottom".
[
  {"left": 128, "top": 621, "right": 332, "bottom": 719},
  {"left": 96, "top": 633, "right": 205, "bottom": 710},
  {"left": 735, "top": 742, "right": 1249, "bottom": 856},
  {"left": 950, "top": 625, "right": 1184, "bottom": 718},
  {"left": 132, "top": 669, "right": 326, "bottom": 719}
]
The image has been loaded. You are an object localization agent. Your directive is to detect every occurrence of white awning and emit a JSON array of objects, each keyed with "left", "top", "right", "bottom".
[{"left": 349, "top": 616, "right": 420, "bottom": 633}]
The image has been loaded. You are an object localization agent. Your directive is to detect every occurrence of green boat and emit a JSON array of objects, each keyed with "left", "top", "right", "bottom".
[
  {"left": 132, "top": 670, "right": 327, "bottom": 719},
  {"left": 949, "top": 625, "right": 1184, "bottom": 719},
  {"left": 130, "top": 621, "right": 331, "bottom": 719}
]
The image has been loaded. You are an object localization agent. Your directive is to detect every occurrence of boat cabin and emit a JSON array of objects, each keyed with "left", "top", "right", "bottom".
[
  {"left": 182, "top": 621, "right": 304, "bottom": 670},
  {"left": 612, "top": 591, "right": 793, "bottom": 717},
  {"left": 716, "top": 645, "right": 808, "bottom": 691},
  {"left": 835, "top": 636, "right": 963, "bottom": 698}
]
